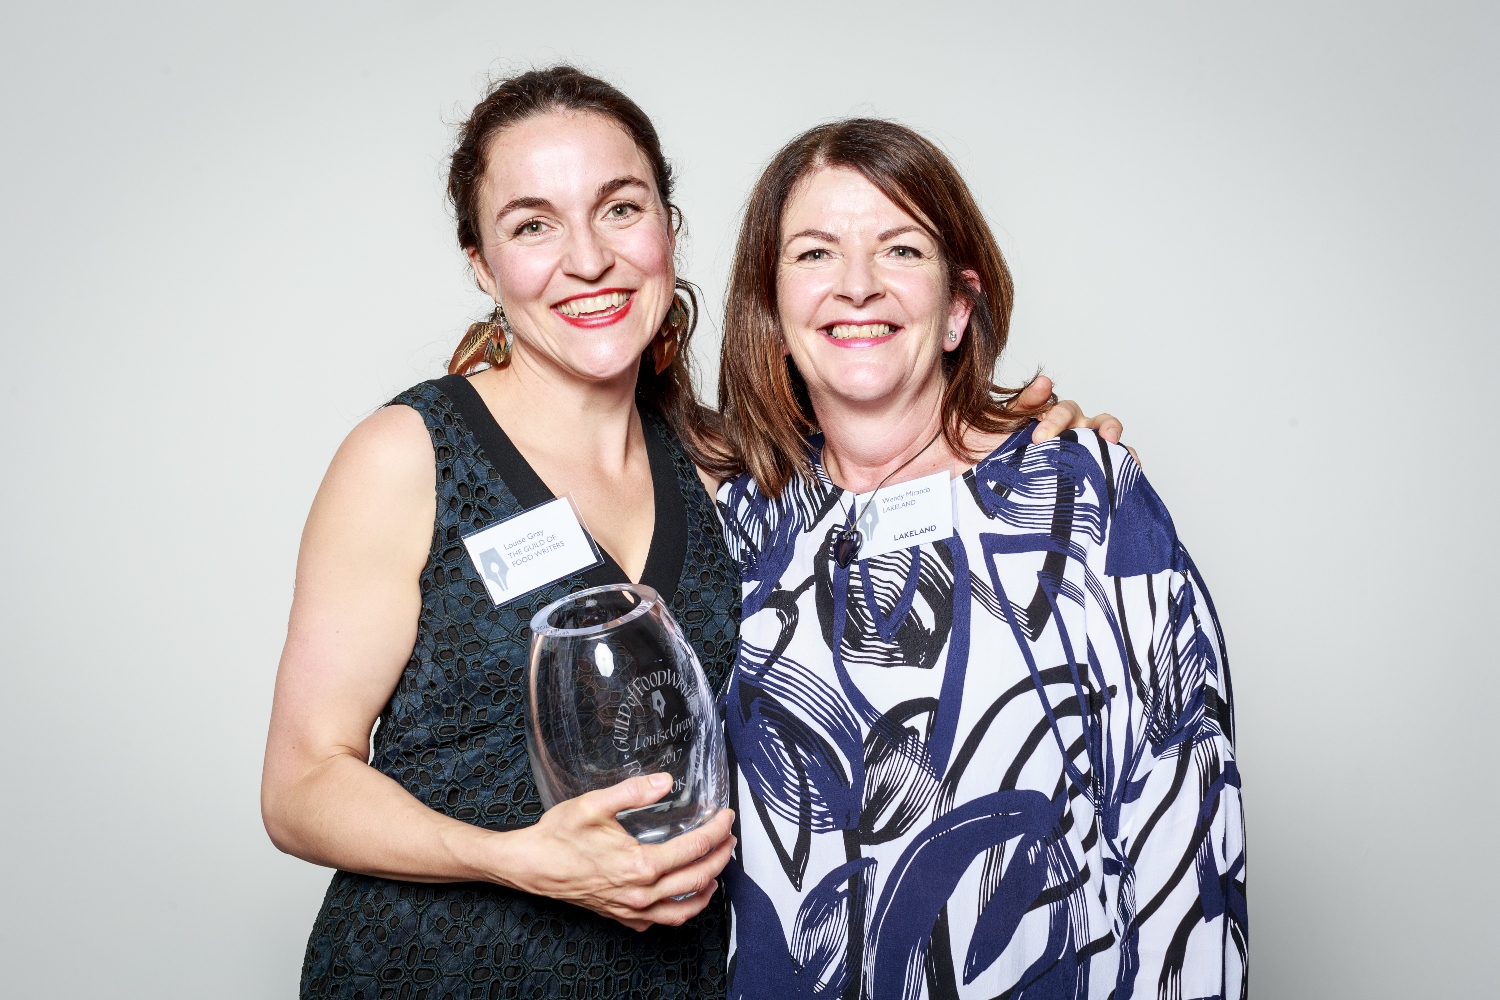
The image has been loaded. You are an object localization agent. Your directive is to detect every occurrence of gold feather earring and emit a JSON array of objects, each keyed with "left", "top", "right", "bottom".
[
  {"left": 651, "top": 294, "right": 689, "bottom": 374},
  {"left": 483, "top": 302, "right": 513, "bottom": 367},
  {"left": 452, "top": 302, "right": 512, "bottom": 374}
]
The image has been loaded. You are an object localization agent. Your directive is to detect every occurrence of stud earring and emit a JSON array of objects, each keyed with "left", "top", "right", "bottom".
[{"left": 948, "top": 330, "right": 959, "bottom": 343}]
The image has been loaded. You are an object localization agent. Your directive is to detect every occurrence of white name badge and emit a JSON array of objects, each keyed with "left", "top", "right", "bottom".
[
  {"left": 461, "top": 496, "right": 603, "bottom": 605},
  {"left": 852, "top": 470, "right": 955, "bottom": 561}
]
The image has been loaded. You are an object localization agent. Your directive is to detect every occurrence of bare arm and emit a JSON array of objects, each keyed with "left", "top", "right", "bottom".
[{"left": 260, "top": 404, "right": 733, "bottom": 930}]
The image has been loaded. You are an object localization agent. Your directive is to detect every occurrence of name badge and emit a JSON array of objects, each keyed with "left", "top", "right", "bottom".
[
  {"left": 852, "top": 470, "right": 955, "bottom": 561},
  {"left": 461, "top": 496, "right": 603, "bottom": 605}
]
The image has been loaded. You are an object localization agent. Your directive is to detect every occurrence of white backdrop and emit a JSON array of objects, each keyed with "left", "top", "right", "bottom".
[{"left": 2, "top": 2, "right": 1495, "bottom": 996}]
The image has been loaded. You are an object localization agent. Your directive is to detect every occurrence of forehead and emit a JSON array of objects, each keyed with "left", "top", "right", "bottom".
[
  {"left": 482, "top": 110, "right": 654, "bottom": 202},
  {"left": 782, "top": 166, "right": 919, "bottom": 234}
]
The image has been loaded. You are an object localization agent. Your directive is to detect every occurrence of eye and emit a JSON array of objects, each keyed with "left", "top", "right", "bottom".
[
  {"left": 890, "top": 245, "right": 924, "bottom": 259},
  {"left": 514, "top": 219, "right": 549, "bottom": 237},
  {"left": 797, "top": 248, "right": 832, "bottom": 261},
  {"left": 607, "top": 202, "right": 641, "bottom": 219}
]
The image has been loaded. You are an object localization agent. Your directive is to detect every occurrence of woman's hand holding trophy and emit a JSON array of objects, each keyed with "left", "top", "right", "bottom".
[
  {"left": 505, "top": 583, "right": 735, "bottom": 930},
  {"left": 495, "top": 772, "right": 734, "bottom": 931}
]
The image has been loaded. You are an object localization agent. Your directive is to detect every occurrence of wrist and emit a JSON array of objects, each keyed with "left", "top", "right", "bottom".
[
  {"left": 448, "top": 821, "right": 542, "bottom": 892},
  {"left": 442, "top": 820, "right": 520, "bottom": 888}
]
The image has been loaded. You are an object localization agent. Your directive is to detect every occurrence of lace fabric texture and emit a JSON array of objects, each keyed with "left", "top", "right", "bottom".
[{"left": 300, "top": 380, "right": 740, "bottom": 999}]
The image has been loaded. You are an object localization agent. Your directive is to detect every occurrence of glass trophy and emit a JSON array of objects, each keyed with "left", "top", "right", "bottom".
[{"left": 526, "top": 584, "right": 728, "bottom": 844}]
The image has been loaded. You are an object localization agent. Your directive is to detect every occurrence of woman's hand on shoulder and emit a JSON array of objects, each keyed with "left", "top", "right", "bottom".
[
  {"left": 1016, "top": 375, "right": 1125, "bottom": 445},
  {"left": 1016, "top": 376, "right": 1142, "bottom": 464},
  {"left": 492, "top": 775, "right": 736, "bottom": 932}
]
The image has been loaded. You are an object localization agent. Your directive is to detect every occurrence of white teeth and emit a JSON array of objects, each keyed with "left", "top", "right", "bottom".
[
  {"left": 556, "top": 291, "right": 631, "bottom": 317},
  {"left": 826, "top": 323, "right": 896, "bottom": 340}
]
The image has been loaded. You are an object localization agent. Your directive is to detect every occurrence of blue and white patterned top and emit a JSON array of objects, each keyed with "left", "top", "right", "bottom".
[{"left": 715, "top": 427, "right": 1246, "bottom": 1000}]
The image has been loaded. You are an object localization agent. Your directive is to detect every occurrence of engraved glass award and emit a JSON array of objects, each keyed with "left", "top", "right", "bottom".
[{"left": 526, "top": 584, "right": 728, "bottom": 844}]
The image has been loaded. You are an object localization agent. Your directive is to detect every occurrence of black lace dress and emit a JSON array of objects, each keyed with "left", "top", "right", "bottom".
[{"left": 300, "top": 375, "right": 739, "bottom": 1000}]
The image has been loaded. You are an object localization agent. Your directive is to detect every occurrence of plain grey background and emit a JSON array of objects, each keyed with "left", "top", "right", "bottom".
[{"left": 2, "top": 2, "right": 1494, "bottom": 996}]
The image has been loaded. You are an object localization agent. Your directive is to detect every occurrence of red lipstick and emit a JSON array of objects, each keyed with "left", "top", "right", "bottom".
[{"left": 551, "top": 288, "right": 636, "bottom": 329}]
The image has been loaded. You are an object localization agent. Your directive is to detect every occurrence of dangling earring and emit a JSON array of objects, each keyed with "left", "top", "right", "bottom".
[
  {"left": 450, "top": 302, "right": 511, "bottom": 374},
  {"left": 651, "top": 294, "right": 689, "bottom": 374},
  {"left": 483, "top": 302, "right": 513, "bottom": 368}
]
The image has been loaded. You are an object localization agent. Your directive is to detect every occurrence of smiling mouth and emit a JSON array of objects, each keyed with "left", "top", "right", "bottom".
[
  {"left": 555, "top": 291, "right": 632, "bottom": 318},
  {"left": 825, "top": 323, "right": 898, "bottom": 340}
]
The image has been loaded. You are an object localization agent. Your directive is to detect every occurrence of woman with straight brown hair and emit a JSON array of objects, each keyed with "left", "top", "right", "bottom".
[
  {"left": 715, "top": 120, "right": 1246, "bottom": 999},
  {"left": 261, "top": 68, "right": 1114, "bottom": 998}
]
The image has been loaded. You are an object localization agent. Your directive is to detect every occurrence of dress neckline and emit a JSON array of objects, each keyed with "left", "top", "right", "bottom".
[
  {"left": 807, "top": 424, "right": 1033, "bottom": 498},
  {"left": 437, "top": 373, "right": 687, "bottom": 598}
]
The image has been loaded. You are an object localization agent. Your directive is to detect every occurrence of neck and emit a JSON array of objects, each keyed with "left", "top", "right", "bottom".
[
  {"left": 469, "top": 346, "right": 643, "bottom": 473},
  {"left": 816, "top": 379, "right": 953, "bottom": 494}
]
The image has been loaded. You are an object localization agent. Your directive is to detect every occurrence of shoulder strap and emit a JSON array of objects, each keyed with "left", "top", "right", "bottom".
[
  {"left": 638, "top": 414, "right": 688, "bottom": 598},
  {"left": 435, "top": 374, "right": 553, "bottom": 510}
]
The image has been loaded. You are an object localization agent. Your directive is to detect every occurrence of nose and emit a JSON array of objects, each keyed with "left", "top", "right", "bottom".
[
  {"left": 560, "top": 221, "right": 615, "bottom": 281},
  {"left": 834, "top": 253, "right": 883, "bottom": 308}
]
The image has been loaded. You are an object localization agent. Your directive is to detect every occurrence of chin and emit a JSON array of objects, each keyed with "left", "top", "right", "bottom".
[
  {"left": 811, "top": 359, "right": 907, "bottom": 397},
  {"left": 544, "top": 324, "right": 652, "bottom": 373},
  {"left": 819, "top": 376, "right": 909, "bottom": 407},
  {"left": 567, "top": 347, "right": 653, "bottom": 382}
]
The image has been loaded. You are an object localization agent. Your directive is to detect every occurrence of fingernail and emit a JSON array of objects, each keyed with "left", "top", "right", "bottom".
[{"left": 650, "top": 773, "right": 672, "bottom": 791}]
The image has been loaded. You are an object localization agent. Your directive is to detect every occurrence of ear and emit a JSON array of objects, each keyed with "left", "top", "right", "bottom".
[
  {"left": 945, "top": 269, "right": 980, "bottom": 352},
  {"left": 466, "top": 246, "right": 499, "bottom": 301}
]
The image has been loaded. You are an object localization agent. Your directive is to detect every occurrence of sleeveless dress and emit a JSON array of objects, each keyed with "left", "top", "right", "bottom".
[
  {"left": 301, "top": 374, "right": 740, "bottom": 1000},
  {"left": 715, "top": 428, "right": 1245, "bottom": 1000}
]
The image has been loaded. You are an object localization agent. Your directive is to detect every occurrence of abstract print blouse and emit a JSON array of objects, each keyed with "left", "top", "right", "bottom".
[{"left": 715, "top": 428, "right": 1246, "bottom": 1000}]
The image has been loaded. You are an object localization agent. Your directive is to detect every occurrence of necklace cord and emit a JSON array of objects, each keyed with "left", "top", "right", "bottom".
[{"left": 827, "top": 428, "right": 945, "bottom": 533}]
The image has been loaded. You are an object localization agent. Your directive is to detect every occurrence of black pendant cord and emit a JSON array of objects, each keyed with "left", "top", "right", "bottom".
[{"left": 826, "top": 428, "right": 944, "bottom": 567}]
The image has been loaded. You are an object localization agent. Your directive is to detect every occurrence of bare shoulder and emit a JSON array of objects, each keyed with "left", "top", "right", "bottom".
[
  {"left": 275, "top": 406, "right": 436, "bottom": 776},
  {"left": 329, "top": 404, "right": 433, "bottom": 485},
  {"left": 304, "top": 404, "right": 435, "bottom": 557}
]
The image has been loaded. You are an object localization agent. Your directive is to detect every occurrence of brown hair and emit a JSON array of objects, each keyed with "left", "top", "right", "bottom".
[
  {"left": 718, "top": 118, "right": 1053, "bottom": 498},
  {"left": 445, "top": 65, "right": 724, "bottom": 468}
]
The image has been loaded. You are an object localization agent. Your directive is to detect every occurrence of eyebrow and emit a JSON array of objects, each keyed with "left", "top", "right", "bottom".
[
  {"left": 877, "top": 224, "right": 924, "bottom": 241},
  {"left": 494, "top": 176, "right": 651, "bottom": 224},
  {"left": 782, "top": 224, "right": 927, "bottom": 250},
  {"left": 783, "top": 228, "right": 840, "bottom": 248},
  {"left": 596, "top": 175, "right": 649, "bottom": 199},
  {"left": 496, "top": 195, "right": 552, "bottom": 219}
]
